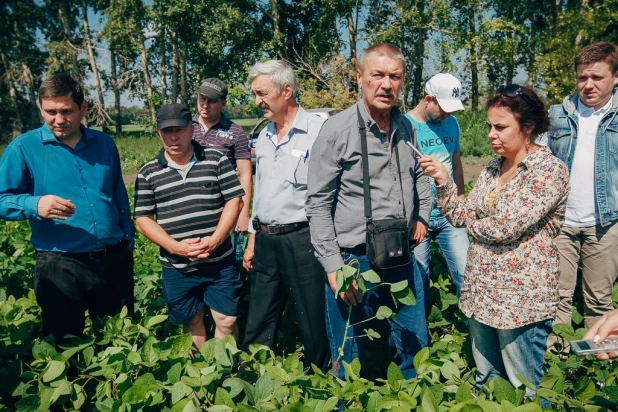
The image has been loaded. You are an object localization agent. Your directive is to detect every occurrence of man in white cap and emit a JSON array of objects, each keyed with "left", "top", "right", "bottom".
[{"left": 405, "top": 73, "right": 469, "bottom": 301}]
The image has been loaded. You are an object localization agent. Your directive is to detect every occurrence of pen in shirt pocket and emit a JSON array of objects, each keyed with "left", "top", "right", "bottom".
[{"left": 303, "top": 150, "right": 309, "bottom": 163}]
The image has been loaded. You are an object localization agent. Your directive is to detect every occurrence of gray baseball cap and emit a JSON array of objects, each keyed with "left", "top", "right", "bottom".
[{"left": 196, "top": 78, "right": 228, "bottom": 101}]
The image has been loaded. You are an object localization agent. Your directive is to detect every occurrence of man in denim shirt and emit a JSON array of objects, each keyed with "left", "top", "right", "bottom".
[
  {"left": 547, "top": 42, "right": 618, "bottom": 329},
  {"left": 0, "top": 74, "right": 134, "bottom": 345}
]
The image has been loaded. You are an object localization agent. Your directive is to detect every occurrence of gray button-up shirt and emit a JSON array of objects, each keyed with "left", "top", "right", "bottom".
[
  {"left": 249, "top": 106, "right": 325, "bottom": 231},
  {"left": 306, "top": 102, "right": 432, "bottom": 273}
]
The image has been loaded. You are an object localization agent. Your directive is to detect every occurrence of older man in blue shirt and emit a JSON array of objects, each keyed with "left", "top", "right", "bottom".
[{"left": 0, "top": 74, "right": 134, "bottom": 345}]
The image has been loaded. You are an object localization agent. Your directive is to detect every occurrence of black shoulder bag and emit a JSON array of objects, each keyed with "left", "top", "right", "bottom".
[{"left": 358, "top": 106, "right": 411, "bottom": 270}]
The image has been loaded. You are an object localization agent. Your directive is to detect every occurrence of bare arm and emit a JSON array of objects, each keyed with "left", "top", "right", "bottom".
[{"left": 235, "top": 159, "right": 253, "bottom": 232}]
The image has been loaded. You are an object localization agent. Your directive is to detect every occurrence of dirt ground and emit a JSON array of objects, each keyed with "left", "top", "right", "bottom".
[{"left": 123, "top": 157, "right": 488, "bottom": 187}]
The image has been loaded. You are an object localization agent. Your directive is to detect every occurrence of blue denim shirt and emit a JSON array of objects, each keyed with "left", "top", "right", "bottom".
[
  {"left": 547, "top": 88, "right": 618, "bottom": 227},
  {"left": 0, "top": 124, "right": 134, "bottom": 252}
]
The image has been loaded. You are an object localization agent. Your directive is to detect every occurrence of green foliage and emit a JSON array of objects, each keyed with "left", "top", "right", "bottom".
[{"left": 1, "top": 183, "right": 618, "bottom": 410}]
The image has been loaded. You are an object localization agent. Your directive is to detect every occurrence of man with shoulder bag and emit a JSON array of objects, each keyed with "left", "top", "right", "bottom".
[{"left": 306, "top": 43, "right": 432, "bottom": 379}]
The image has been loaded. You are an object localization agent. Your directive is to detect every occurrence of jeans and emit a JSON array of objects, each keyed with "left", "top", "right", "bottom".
[
  {"left": 414, "top": 215, "right": 469, "bottom": 298},
  {"left": 324, "top": 252, "right": 428, "bottom": 379},
  {"left": 468, "top": 317, "right": 552, "bottom": 399}
]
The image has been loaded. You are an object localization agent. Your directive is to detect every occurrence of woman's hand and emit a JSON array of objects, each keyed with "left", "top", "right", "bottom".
[{"left": 418, "top": 155, "right": 450, "bottom": 186}]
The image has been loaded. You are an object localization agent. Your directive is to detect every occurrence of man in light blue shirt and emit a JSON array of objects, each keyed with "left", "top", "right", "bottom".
[
  {"left": 0, "top": 74, "right": 134, "bottom": 345},
  {"left": 405, "top": 73, "right": 469, "bottom": 299},
  {"left": 240, "top": 60, "right": 329, "bottom": 371}
]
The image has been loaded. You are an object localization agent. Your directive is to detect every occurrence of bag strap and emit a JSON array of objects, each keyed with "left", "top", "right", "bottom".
[
  {"left": 358, "top": 106, "right": 373, "bottom": 223},
  {"left": 357, "top": 105, "right": 407, "bottom": 223}
]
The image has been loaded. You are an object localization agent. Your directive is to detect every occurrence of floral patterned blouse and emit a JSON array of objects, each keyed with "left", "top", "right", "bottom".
[{"left": 435, "top": 146, "right": 570, "bottom": 329}]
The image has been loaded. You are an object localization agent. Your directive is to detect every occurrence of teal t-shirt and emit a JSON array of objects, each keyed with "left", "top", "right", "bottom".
[{"left": 405, "top": 113, "right": 461, "bottom": 219}]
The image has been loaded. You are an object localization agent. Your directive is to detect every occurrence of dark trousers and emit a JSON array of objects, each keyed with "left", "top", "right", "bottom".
[
  {"left": 241, "top": 226, "right": 330, "bottom": 371},
  {"left": 34, "top": 247, "right": 134, "bottom": 344}
]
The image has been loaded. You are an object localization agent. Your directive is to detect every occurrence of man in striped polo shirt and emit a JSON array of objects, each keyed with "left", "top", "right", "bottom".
[{"left": 134, "top": 103, "right": 245, "bottom": 351}]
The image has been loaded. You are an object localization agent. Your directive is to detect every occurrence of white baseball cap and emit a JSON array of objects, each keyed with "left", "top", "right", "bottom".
[{"left": 424, "top": 73, "right": 465, "bottom": 113}]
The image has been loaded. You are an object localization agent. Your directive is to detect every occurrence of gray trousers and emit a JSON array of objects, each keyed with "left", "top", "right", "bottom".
[{"left": 554, "top": 221, "right": 618, "bottom": 328}]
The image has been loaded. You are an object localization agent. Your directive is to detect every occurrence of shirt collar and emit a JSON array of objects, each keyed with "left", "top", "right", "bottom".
[
  {"left": 577, "top": 97, "right": 612, "bottom": 117},
  {"left": 265, "top": 106, "right": 309, "bottom": 142},
  {"left": 41, "top": 124, "right": 93, "bottom": 144},
  {"left": 157, "top": 141, "right": 204, "bottom": 167},
  {"left": 192, "top": 113, "right": 231, "bottom": 129},
  {"left": 488, "top": 145, "right": 552, "bottom": 172},
  {"left": 357, "top": 101, "right": 401, "bottom": 135}
]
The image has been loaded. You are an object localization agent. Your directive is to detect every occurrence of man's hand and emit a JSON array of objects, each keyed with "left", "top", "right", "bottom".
[
  {"left": 327, "top": 271, "right": 362, "bottom": 306},
  {"left": 242, "top": 234, "right": 255, "bottom": 271},
  {"left": 235, "top": 213, "right": 250, "bottom": 233},
  {"left": 37, "top": 195, "right": 76, "bottom": 220},
  {"left": 171, "top": 238, "right": 203, "bottom": 258},
  {"left": 410, "top": 221, "right": 428, "bottom": 248},
  {"left": 191, "top": 235, "right": 223, "bottom": 260},
  {"left": 417, "top": 155, "right": 450, "bottom": 186}
]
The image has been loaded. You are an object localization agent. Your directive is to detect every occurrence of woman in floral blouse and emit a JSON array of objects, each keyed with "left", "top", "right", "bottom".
[{"left": 419, "top": 85, "right": 570, "bottom": 395}]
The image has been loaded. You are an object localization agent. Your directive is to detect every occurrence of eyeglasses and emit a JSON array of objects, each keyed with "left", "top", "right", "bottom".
[{"left": 501, "top": 84, "right": 523, "bottom": 97}]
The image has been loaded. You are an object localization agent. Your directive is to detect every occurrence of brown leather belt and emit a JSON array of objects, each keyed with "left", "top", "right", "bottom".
[{"left": 259, "top": 222, "right": 309, "bottom": 235}]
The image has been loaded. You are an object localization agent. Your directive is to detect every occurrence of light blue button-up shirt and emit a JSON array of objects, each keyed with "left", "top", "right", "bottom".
[
  {"left": 249, "top": 107, "right": 325, "bottom": 231},
  {"left": 0, "top": 124, "right": 134, "bottom": 252}
]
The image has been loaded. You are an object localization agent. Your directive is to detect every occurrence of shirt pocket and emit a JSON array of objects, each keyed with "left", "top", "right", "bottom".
[
  {"left": 606, "top": 124, "right": 618, "bottom": 154},
  {"left": 284, "top": 150, "right": 309, "bottom": 186},
  {"left": 548, "top": 128, "right": 571, "bottom": 158}
]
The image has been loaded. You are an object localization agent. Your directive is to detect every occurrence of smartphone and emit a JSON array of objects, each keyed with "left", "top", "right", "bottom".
[
  {"left": 570, "top": 337, "right": 618, "bottom": 356},
  {"left": 405, "top": 141, "right": 424, "bottom": 158}
]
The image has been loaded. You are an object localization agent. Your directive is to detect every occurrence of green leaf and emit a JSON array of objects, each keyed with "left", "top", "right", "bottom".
[
  {"left": 223, "top": 377, "right": 245, "bottom": 398},
  {"left": 427, "top": 306, "right": 443, "bottom": 322},
  {"left": 365, "top": 328, "right": 380, "bottom": 340},
  {"left": 207, "top": 407, "right": 233, "bottom": 412},
  {"left": 14, "top": 395, "right": 40, "bottom": 412},
  {"left": 171, "top": 382, "right": 191, "bottom": 404},
  {"left": 573, "top": 376, "right": 596, "bottom": 402},
  {"left": 32, "top": 341, "right": 57, "bottom": 360},
  {"left": 376, "top": 306, "right": 393, "bottom": 320},
  {"left": 390, "top": 280, "right": 409, "bottom": 292},
  {"left": 393, "top": 287, "right": 417, "bottom": 305},
  {"left": 440, "top": 361, "right": 460, "bottom": 380},
  {"left": 167, "top": 362, "right": 183, "bottom": 384},
  {"left": 339, "top": 264, "right": 358, "bottom": 279},
  {"left": 479, "top": 400, "right": 501, "bottom": 412},
  {"left": 421, "top": 387, "right": 440, "bottom": 412},
  {"left": 413, "top": 347, "right": 430, "bottom": 371},
  {"left": 42, "top": 360, "right": 66, "bottom": 383},
  {"left": 170, "top": 333, "right": 193, "bottom": 359},
  {"left": 361, "top": 270, "right": 381, "bottom": 284},
  {"left": 455, "top": 381, "right": 474, "bottom": 403},
  {"left": 323, "top": 396, "right": 339, "bottom": 412},
  {"left": 214, "top": 338, "right": 232, "bottom": 367},
  {"left": 171, "top": 398, "right": 198, "bottom": 412},
  {"left": 215, "top": 387, "right": 235, "bottom": 408},
  {"left": 265, "top": 364, "right": 289, "bottom": 382},
  {"left": 511, "top": 404, "right": 543, "bottom": 412},
  {"left": 144, "top": 314, "right": 168, "bottom": 329},
  {"left": 122, "top": 373, "right": 159, "bottom": 404},
  {"left": 551, "top": 323, "right": 575, "bottom": 338},
  {"left": 387, "top": 362, "right": 404, "bottom": 384},
  {"left": 254, "top": 374, "right": 275, "bottom": 403},
  {"left": 50, "top": 379, "right": 72, "bottom": 403},
  {"left": 493, "top": 377, "right": 516, "bottom": 404}
]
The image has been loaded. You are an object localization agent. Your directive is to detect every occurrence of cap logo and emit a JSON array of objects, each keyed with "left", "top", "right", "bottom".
[
  {"left": 452, "top": 87, "right": 460, "bottom": 98},
  {"left": 204, "top": 82, "right": 222, "bottom": 92}
]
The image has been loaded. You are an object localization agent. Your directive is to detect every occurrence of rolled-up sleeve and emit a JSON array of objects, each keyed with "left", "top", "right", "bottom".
[{"left": 305, "top": 131, "right": 344, "bottom": 273}]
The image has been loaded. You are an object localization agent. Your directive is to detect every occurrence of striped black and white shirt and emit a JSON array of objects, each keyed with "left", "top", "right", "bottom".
[{"left": 134, "top": 141, "right": 244, "bottom": 272}]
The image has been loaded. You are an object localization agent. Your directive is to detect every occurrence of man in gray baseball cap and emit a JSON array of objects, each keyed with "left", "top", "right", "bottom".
[{"left": 193, "top": 78, "right": 252, "bottom": 235}]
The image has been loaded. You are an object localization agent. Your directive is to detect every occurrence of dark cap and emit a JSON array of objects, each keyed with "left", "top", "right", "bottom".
[
  {"left": 156, "top": 103, "right": 192, "bottom": 130},
  {"left": 195, "top": 78, "right": 228, "bottom": 101}
]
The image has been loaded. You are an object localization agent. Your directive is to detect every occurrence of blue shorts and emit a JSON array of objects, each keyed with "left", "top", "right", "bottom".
[{"left": 161, "top": 257, "right": 241, "bottom": 325}]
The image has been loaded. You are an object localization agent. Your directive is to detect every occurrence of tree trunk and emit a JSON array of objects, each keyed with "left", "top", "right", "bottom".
[
  {"left": 171, "top": 30, "right": 179, "bottom": 103},
  {"left": 57, "top": 1, "right": 81, "bottom": 82},
  {"left": 505, "top": 1, "right": 515, "bottom": 84},
  {"left": 0, "top": 46, "right": 24, "bottom": 134},
  {"left": 81, "top": 0, "right": 107, "bottom": 130},
  {"left": 270, "top": 0, "right": 287, "bottom": 58},
  {"left": 347, "top": 12, "right": 357, "bottom": 67},
  {"left": 22, "top": 63, "right": 39, "bottom": 127},
  {"left": 110, "top": 49, "right": 122, "bottom": 135},
  {"left": 575, "top": 0, "right": 590, "bottom": 50},
  {"left": 138, "top": 35, "right": 156, "bottom": 123},
  {"left": 160, "top": 28, "right": 167, "bottom": 103},
  {"left": 180, "top": 40, "right": 189, "bottom": 105},
  {"left": 467, "top": 4, "right": 479, "bottom": 111}
]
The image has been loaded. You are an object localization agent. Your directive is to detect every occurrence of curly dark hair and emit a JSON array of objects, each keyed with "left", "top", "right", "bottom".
[{"left": 485, "top": 84, "right": 550, "bottom": 142}]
